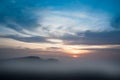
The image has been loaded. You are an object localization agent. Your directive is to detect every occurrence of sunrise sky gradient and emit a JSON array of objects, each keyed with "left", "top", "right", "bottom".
[{"left": 0, "top": 0, "right": 120, "bottom": 59}]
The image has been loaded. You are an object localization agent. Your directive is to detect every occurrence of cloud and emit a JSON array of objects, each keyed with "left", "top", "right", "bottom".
[
  {"left": 0, "top": 0, "right": 47, "bottom": 37},
  {"left": 38, "top": 10, "right": 111, "bottom": 36},
  {"left": 0, "top": 0, "right": 40, "bottom": 30},
  {"left": 61, "top": 31, "right": 120, "bottom": 45},
  {"left": 111, "top": 15, "right": 120, "bottom": 29},
  {"left": 0, "top": 0, "right": 120, "bottom": 46},
  {"left": 0, "top": 35, "right": 49, "bottom": 43},
  {"left": 0, "top": 1, "right": 115, "bottom": 38}
]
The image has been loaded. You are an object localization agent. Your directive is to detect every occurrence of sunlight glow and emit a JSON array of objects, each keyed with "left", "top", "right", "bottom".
[
  {"left": 63, "top": 48, "right": 90, "bottom": 55},
  {"left": 72, "top": 55, "right": 79, "bottom": 58}
]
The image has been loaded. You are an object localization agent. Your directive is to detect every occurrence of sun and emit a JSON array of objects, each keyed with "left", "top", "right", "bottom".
[{"left": 72, "top": 55, "right": 79, "bottom": 58}]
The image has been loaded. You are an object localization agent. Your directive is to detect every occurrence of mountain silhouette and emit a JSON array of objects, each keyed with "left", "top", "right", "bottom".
[{"left": 1, "top": 56, "right": 59, "bottom": 63}]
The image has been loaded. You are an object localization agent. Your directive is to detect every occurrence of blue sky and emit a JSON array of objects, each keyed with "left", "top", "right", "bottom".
[{"left": 0, "top": 0, "right": 120, "bottom": 59}]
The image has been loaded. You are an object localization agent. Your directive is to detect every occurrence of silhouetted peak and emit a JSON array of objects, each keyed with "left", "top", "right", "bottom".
[{"left": 1, "top": 56, "right": 59, "bottom": 63}]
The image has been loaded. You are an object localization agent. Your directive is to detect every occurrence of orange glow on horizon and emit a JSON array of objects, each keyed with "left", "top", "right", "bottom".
[
  {"left": 72, "top": 55, "right": 79, "bottom": 58},
  {"left": 63, "top": 48, "right": 90, "bottom": 55}
]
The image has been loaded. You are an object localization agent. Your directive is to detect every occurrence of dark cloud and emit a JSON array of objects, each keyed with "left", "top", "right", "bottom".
[
  {"left": 111, "top": 15, "right": 120, "bottom": 29},
  {"left": 62, "top": 31, "right": 120, "bottom": 45},
  {"left": 0, "top": 35, "right": 49, "bottom": 43},
  {"left": 0, "top": 0, "right": 41, "bottom": 31}
]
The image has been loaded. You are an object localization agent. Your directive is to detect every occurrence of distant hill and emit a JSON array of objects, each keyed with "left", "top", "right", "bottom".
[{"left": 1, "top": 56, "right": 59, "bottom": 63}]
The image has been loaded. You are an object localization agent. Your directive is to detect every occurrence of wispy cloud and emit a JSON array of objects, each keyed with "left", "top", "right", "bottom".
[
  {"left": 0, "top": 35, "right": 50, "bottom": 43},
  {"left": 36, "top": 10, "right": 112, "bottom": 36}
]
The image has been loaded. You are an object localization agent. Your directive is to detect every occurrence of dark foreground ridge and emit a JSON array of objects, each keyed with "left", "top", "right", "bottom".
[{"left": 0, "top": 71, "right": 120, "bottom": 80}]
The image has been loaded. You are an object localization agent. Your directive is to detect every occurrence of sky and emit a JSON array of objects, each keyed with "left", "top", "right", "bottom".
[{"left": 0, "top": 0, "right": 120, "bottom": 60}]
